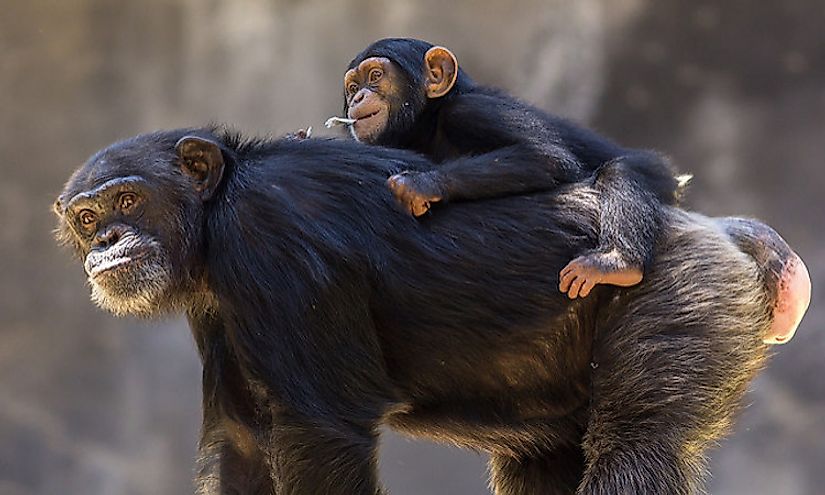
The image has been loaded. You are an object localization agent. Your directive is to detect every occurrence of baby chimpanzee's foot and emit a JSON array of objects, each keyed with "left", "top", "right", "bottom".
[
  {"left": 387, "top": 171, "right": 443, "bottom": 217},
  {"left": 559, "top": 250, "right": 643, "bottom": 299}
]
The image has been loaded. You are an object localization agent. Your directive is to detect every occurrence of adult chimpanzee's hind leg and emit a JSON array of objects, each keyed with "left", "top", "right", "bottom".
[
  {"left": 195, "top": 424, "right": 273, "bottom": 495},
  {"left": 489, "top": 445, "right": 585, "bottom": 495},
  {"left": 577, "top": 327, "right": 718, "bottom": 495},
  {"left": 576, "top": 218, "right": 770, "bottom": 494}
]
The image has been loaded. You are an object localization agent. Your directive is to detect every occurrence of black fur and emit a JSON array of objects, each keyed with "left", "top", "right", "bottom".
[
  {"left": 347, "top": 38, "right": 681, "bottom": 271},
  {"left": 55, "top": 129, "right": 793, "bottom": 494}
]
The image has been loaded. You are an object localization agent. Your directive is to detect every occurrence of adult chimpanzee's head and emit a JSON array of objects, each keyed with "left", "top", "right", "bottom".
[
  {"left": 53, "top": 130, "right": 226, "bottom": 316},
  {"left": 343, "top": 38, "right": 473, "bottom": 145}
]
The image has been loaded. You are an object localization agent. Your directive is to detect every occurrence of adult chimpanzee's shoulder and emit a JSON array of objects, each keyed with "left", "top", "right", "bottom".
[
  {"left": 234, "top": 136, "right": 433, "bottom": 180},
  {"left": 208, "top": 135, "right": 431, "bottom": 243}
]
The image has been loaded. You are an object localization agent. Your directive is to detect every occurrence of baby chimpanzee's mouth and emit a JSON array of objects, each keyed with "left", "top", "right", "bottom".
[
  {"left": 356, "top": 109, "right": 381, "bottom": 121},
  {"left": 350, "top": 105, "right": 383, "bottom": 123}
]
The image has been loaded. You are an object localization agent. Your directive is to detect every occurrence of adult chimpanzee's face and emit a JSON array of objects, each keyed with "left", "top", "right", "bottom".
[
  {"left": 54, "top": 133, "right": 225, "bottom": 316},
  {"left": 56, "top": 174, "right": 181, "bottom": 316}
]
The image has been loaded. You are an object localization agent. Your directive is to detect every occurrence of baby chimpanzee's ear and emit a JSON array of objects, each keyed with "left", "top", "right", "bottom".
[
  {"left": 175, "top": 136, "right": 226, "bottom": 201},
  {"left": 424, "top": 46, "right": 458, "bottom": 99}
]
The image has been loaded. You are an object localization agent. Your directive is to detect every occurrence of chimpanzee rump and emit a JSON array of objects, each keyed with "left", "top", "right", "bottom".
[{"left": 54, "top": 129, "right": 806, "bottom": 495}]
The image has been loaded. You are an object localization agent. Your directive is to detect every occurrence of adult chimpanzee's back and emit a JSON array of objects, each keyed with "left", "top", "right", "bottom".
[{"left": 54, "top": 129, "right": 810, "bottom": 495}]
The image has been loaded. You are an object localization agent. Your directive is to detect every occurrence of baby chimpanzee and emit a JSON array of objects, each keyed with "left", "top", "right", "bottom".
[{"left": 336, "top": 38, "right": 684, "bottom": 299}]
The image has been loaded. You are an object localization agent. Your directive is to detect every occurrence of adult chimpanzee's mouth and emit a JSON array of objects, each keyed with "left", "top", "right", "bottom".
[
  {"left": 84, "top": 233, "right": 157, "bottom": 278},
  {"left": 88, "top": 255, "right": 133, "bottom": 276},
  {"left": 87, "top": 251, "right": 151, "bottom": 277}
]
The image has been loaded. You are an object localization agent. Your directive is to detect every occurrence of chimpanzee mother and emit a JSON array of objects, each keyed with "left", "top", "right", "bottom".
[{"left": 54, "top": 128, "right": 810, "bottom": 495}]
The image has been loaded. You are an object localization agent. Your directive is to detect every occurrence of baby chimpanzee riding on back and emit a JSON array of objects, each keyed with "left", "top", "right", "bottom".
[{"left": 338, "top": 38, "right": 683, "bottom": 298}]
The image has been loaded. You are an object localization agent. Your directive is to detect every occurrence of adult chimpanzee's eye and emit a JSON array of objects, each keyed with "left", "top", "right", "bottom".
[
  {"left": 368, "top": 68, "right": 383, "bottom": 84},
  {"left": 347, "top": 82, "right": 359, "bottom": 95},
  {"left": 118, "top": 192, "right": 137, "bottom": 212},
  {"left": 79, "top": 209, "right": 97, "bottom": 227}
]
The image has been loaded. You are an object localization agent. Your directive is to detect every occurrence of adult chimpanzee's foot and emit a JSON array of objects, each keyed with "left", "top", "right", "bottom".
[
  {"left": 559, "top": 250, "right": 643, "bottom": 299},
  {"left": 387, "top": 171, "right": 443, "bottom": 217}
]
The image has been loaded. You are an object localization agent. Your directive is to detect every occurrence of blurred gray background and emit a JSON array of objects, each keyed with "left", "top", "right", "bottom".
[{"left": 1, "top": 1, "right": 823, "bottom": 494}]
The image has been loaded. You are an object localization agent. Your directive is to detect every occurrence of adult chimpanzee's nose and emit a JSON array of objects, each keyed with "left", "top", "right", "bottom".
[{"left": 92, "top": 224, "right": 126, "bottom": 249}]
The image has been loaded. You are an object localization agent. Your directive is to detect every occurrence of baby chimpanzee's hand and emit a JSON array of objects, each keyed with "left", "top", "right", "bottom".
[
  {"left": 387, "top": 171, "right": 443, "bottom": 217},
  {"left": 284, "top": 127, "right": 312, "bottom": 140}
]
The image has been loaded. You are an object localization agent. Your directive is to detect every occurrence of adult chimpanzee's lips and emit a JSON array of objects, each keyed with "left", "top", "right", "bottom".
[
  {"left": 85, "top": 249, "right": 151, "bottom": 277},
  {"left": 87, "top": 255, "right": 134, "bottom": 276},
  {"left": 84, "top": 233, "right": 155, "bottom": 278}
]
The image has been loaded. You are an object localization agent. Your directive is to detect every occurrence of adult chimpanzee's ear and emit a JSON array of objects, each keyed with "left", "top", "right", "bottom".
[
  {"left": 175, "top": 136, "right": 226, "bottom": 201},
  {"left": 424, "top": 46, "right": 458, "bottom": 99},
  {"left": 52, "top": 195, "right": 65, "bottom": 216}
]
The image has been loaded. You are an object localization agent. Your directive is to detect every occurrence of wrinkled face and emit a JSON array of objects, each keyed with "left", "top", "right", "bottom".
[
  {"left": 343, "top": 57, "right": 403, "bottom": 143},
  {"left": 55, "top": 175, "right": 183, "bottom": 316},
  {"left": 54, "top": 133, "right": 223, "bottom": 317}
]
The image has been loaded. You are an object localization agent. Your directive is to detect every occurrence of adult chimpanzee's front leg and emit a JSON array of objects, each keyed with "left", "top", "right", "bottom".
[
  {"left": 194, "top": 418, "right": 273, "bottom": 495},
  {"left": 192, "top": 313, "right": 274, "bottom": 495},
  {"left": 489, "top": 445, "right": 585, "bottom": 495},
  {"left": 194, "top": 358, "right": 273, "bottom": 493},
  {"left": 249, "top": 302, "right": 392, "bottom": 494},
  {"left": 266, "top": 413, "right": 384, "bottom": 495}
]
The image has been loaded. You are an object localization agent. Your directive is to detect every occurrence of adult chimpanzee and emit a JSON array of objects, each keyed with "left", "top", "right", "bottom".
[
  {"left": 337, "top": 38, "right": 683, "bottom": 298},
  {"left": 54, "top": 128, "right": 810, "bottom": 494}
]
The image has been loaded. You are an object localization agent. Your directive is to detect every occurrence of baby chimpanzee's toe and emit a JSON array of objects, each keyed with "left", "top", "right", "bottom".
[{"left": 559, "top": 251, "right": 643, "bottom": 299}]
